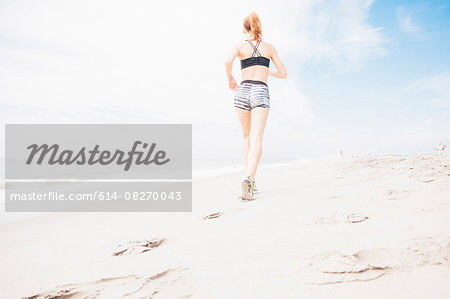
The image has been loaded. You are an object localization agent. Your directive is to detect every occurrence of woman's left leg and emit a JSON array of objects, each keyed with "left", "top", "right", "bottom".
[
  {"left": 235, "top": 108, "right": 252, "bottom": 174},
  {"left": 246, "top": 107, "right": 269, "bottom": 180}
]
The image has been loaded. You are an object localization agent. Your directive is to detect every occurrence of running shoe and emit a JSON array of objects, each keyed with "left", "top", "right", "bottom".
[
  {"left": 239, "top": 176, "right": 255, "bottom": 201},
  {"left": 253, "top": 179, "right": 259, "bottom": 193}
]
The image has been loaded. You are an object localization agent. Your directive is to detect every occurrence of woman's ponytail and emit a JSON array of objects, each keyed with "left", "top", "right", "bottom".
[{"left": 243, "top": 11, "right": 262, "bottom": 41}]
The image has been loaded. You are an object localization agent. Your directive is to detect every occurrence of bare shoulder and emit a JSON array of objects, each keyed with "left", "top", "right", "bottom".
[
  {"left": 235, "top": 41, "right": 248, "bottom": 49},
  {"left": 227, "top": 41, "right": 244, "bottom": 57},
  {"left": 262, "top": 41, "right": 274, "bottom": 48},
  {"left": 262, "top": 41, "right": 276, "bottom": 55}
]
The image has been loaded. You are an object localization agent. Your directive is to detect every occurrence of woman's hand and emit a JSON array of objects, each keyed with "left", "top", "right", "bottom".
[
  {"left": 225, "top": 44, "right": 239, "bottom": 90},
  {"left": 228, "top": 77, "right": 238, "bottom": 91}
]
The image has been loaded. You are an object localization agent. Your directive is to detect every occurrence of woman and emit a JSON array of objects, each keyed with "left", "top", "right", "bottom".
[{"left": 225, "top": 11, "right": 287, "bottom": 201}]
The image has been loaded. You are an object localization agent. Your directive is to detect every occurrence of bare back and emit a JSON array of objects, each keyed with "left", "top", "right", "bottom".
[{"left": 238, "top": 41, "right": 274, "bottom": 84}]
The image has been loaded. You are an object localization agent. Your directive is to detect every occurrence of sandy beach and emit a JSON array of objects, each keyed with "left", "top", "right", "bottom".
[{"left": 1, "top": 154, "right": 449, "bottom": 298}]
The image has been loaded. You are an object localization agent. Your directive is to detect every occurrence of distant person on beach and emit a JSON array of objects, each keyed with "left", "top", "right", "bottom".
[{"left": 225, "top": 11, "right": 287, "bottom": 201}]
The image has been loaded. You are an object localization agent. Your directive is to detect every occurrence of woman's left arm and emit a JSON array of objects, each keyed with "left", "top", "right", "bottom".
[
  {"left": 225, "top": 44, "right": 239, "bottom": 90},
  {"left": 269, "top": 44, "right": 287, "bottom": 79}
]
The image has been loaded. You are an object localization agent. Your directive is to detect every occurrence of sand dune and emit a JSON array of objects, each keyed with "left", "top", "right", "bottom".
[{"left": 1, "top": 154, "right": 449, "bottom": 298}]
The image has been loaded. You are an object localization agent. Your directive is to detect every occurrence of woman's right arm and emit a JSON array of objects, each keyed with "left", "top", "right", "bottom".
[
  {"left": 269, "top": 46, "right": 287, "bottom": 79},
  {"left": 225, "top": 44, "right": 239, "bottom": 90}
]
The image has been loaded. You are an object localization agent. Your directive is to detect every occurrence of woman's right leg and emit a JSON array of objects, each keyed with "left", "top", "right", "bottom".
[
  {"left": 235, "top": 108, "right": 251, "bottom": 173},
  {"left": 246, "top": 107, "right": 269, "bottom": 180}
]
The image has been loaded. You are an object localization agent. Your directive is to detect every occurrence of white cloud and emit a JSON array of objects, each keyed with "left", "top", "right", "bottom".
[
  {"left": 397, "top": 7, "right": 422, "bottom": 33},
  {"left": 0, "top": 0, "right": 388, "bottom": 159},
  {"left": 263, "top": 0, "right": 388, "bottom": 73},
  {"left": 399, "top": 13, "right": 421, "bottom": 33},
  {"left": 406, "top": 72, "right": 450, "bottom": 106}
]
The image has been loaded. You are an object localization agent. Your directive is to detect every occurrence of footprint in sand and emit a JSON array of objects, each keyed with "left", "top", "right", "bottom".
[
  {"left": 386, "top": 188, "right": 410, "bottom": 200},
  {"left": 112, "top": 238, "right": 165, "bottom": 256},
  {"left": 408, "top": 159, "right": 450, "bottom": 182},
  {"left": 203, "top": 207, "right": 246, "bottom": 220},
  {"left": 304, "top": 249, "right": 395, "bottom": 285},
  {"left": 303, "top": 235, "right": 450, "bottom": 285},
  {"left": 23, "top": 267, "right": 193, "bottom": 299},
  {"left": 203, "top": 212, "right": 223, "bottom": 220},
  {"left": 309, "top": 211, "right": 369, "bottom": 225}
]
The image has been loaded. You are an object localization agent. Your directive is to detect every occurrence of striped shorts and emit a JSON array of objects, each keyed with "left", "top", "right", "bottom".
[{"left": 234, "top": 80, "right": 270, "bottom": 111}]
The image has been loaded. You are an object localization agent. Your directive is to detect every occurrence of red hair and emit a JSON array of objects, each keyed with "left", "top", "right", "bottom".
[{"left": 243, "top": 11, "right": 262, "bottom": 41}]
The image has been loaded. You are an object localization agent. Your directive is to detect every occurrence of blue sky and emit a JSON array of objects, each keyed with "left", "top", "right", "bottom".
[
  {"left": 288, "top": 0, "right": 450, "bottom": 156},
  {"left": 0, "top": 0, "right": 449, "bottom": 160}
]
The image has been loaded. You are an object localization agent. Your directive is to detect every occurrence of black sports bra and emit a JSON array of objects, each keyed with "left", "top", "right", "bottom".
[{"left": 240, "top": 40, "right": 270, "bottom": 70}]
